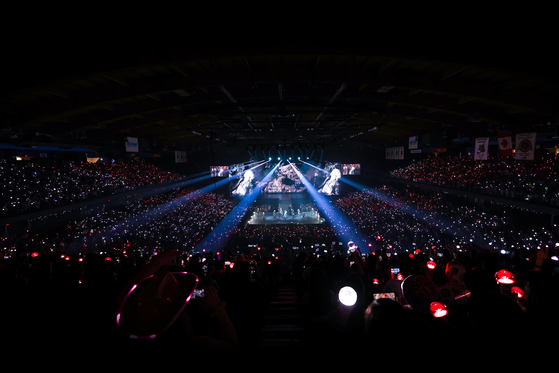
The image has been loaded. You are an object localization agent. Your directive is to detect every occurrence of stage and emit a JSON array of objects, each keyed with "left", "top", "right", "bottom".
[
  {"left": 246, "top": 192, "right": 326, "bottom": 225},
  {"left": 247, "top": 210, "right": 325, "bottom": 225}
]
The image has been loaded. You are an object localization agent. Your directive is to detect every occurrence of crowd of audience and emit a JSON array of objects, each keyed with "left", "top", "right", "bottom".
[
  {"left": 334, "top": 185, "right": 556, "bottom": 254},
  {"left": 0, "top": 158, "right": 558, "bottom": 358},
  {"left": 2, "top": 187, "right": 237, "bottom": 259},
  {"left": 229, "top": 224, "right": 337, "bottom": 250},
  {"left": 389, "top": 153, "right": 559, "bottom": 206},
  {"left": 0, "top": 159, "right": 183, "bottom": 218}
]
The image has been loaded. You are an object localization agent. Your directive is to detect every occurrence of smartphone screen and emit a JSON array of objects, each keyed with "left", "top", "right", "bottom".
[
  {"left": 192, "top": 289, "right": 205, "bottom": 298},
  {"left": 373, "top": 292, "right": 397, "bottom": 301}
]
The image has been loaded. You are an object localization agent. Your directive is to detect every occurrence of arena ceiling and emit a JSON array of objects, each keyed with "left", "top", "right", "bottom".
[{"left": 1, "top": 22, "right": 558, "bottom": 156}]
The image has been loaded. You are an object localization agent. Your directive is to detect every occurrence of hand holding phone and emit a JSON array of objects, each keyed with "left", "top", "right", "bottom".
[{"left": 199, "top": 285, "right": 226, "bottom": 316}]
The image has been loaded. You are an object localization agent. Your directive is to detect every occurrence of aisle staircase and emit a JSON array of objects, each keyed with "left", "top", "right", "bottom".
[{"left": 258, "top": 279, "right": 307, "bottom": 351}]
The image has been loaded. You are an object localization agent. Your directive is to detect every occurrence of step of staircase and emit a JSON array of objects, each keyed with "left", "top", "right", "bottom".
[{"left": 258, "top": 285, "right": 307, "bottom": 351}]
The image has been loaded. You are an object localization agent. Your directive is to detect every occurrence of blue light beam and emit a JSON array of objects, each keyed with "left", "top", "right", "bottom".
[
  {"left": 289, "top": 161, "right": 374, "bottom": 252},
  {"left": 338, "top": 175, "right": 472, "bottom": 246},
  {"left": 194, "top": 161, "right": 280, "bottom": 253},
  {"left": 75, "top": 161, "right": 267, "bottom": 253}
]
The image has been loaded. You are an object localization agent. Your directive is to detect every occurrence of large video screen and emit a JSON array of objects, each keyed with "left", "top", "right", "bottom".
[
  {"left": 261, "top": 162, "right": 306, "bottom": 193},
  {"left": 315, "top": 161, "right": 341, "bottom": 196},
  {"left": 342, "top": 163, "right": 360, "bottom": 175},
  {"left": 230, "top": 161, "right": 312, "bottom": 196},
  {"left": 229, "top": 161, "right": 342, "bottom": 197},
  {"left": 210, "top": 165, "right": 229, "bottom": 177},
  {"left": 229, "top": 164, "right": 256, "bottom": 196}
]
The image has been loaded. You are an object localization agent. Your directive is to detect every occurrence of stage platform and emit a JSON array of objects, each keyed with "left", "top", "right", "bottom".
[{"left": 247, "top": 211, "right": 325, "bottom": 225}]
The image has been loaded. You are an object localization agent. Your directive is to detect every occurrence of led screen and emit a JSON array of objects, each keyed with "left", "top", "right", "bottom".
[
  {"left": 316, "top": 161, "right": 341, "bottom": 195},
  {"left": 210, "top": 165, "right": 229, "bottom": 177},
  {"left": 230, "top": 161, "right": 312, "bottom": 196},
  {"left": 261, "top": 162, "right": 306, "bottom": 193},
  {"left": 227, "top": 163, "right": 245, "bottom": 177},
  {"left": 229, "top": 161, "right": 342, "bottom": 197},
  {"left": 229, "top": 164, "right": 257, "bottom": 196},
  {"left": 342, "top": 163, "right": 360, "bottom": 175}
]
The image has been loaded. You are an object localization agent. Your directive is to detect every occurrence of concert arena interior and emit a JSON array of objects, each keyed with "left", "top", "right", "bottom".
[{"left": 1, "top": 17, "right": 558, "bottom": 361}]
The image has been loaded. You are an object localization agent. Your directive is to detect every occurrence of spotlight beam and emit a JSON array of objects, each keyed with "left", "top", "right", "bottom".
[
  {"left": 301, "top": 160, "right": 328, "bottom": 175},
  {"left": 58, "top": 161, "right": 260, "bottom": 239},
  {"left": 71, "top": 160, "right": 268, "bottom": 253},
  {"left": 338, "top": 177, "right": 471, "bottom": 246},
  {"left": 289, "top": 161, "right": 373, "bottom": 251},
  {"left": 194, "top": 161, "right": 280, "bottom": 253}
]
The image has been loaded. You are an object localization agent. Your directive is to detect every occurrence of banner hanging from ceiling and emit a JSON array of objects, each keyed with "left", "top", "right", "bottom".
[
  {"left": 474, "top": 137, "right": 489, "bottom": 160},
  {"left": 515, "top": 132, "right": 536, "bottom": 161},
  {"left": 409, "top": 136, "right": 418, "bottom": 150},
  {"left": 498, "top": 131, "right": 513, "bottom": 156},
  {"left": 125, "top": 137, "right": 138, "bottom": 152},
  {"left": 386, "top": 146, "right": 404, "bottom": 160},
  {"left": 175, "top": 150, "right": 187, "bottom": 163}
]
